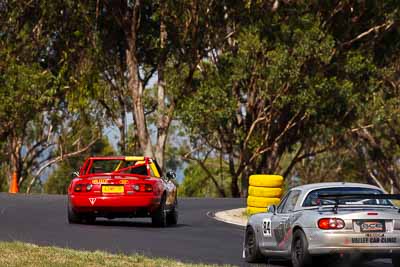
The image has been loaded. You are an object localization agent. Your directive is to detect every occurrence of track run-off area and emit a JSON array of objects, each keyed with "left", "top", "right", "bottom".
[{"left": 0, "top": 193, "right": 393, "bottom": 267}]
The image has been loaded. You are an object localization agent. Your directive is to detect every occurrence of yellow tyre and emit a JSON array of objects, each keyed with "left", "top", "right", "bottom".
[
  {"left": 248, "top": 186, "right": 282, "bottom": 198},
  {"left": 247, "top": 196, "right": 281, "bottom": 208},
  {"left": 249, "top": 174, "right": 283, "bottom": 187},
  {"left": 247, "top": 206, "right": 268, "bottom": 215}
]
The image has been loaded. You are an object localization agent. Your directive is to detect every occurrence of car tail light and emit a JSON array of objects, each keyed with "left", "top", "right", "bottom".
[
  {"left": 86, "top": 184, "right": 93, "bottom": 192},
  {"left": 131, "top": 184, "right": 153, "bottom": 192},
  {"left": 74, "top": 184, "right": 82, "bottom": 192},
  {"left": 318, "top": 218, "right": 345, "bottom": 230},
  {"left": 132, "top": 184, "right": 140, "bottom": 192},
  {"left": 144, "top": 184, "right": 153, "bottom": 192}
]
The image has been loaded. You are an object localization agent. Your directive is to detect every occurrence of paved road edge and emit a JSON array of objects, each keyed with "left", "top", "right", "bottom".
[{"left": 210, "top": 208, "right": 247, "bottom": 227}]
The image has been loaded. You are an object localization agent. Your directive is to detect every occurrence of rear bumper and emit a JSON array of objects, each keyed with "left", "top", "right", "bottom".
[
  {"left": 69, "top": 194, "right": 161, "bottom": 213},
  {"left": 304, "top": 228, "right": 400, "bottom": 255}
]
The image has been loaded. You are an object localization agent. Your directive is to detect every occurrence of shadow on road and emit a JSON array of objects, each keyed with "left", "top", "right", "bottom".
[{"left": 78, "top": 219, "right": 190, "bottom": 229}]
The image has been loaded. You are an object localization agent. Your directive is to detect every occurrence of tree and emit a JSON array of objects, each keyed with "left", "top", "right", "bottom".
[
  {"left": 342, "top": 57, "right": 400, "bottom": 193},
  {"left": 288, "top": 0, "right": 400, "bottom": 193},
  {"left": 102, "top": 0, "right": 235, "bottom": 170},
  {"left": 0, "top": 0, "right": 105, "bottom": 192},
  {"left": 177, "top": 1, "right": 400, "bottom": 196}
]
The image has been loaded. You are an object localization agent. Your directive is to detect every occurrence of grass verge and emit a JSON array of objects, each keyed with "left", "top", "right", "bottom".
[{"left": 0, "top": 241, "right": 232, "bottom": 267}]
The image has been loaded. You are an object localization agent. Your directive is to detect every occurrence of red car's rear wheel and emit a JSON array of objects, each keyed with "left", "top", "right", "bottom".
[
  {"left": 67, "top": 201, "right": 82, "bottom": 224},
  {"left": 68, "top": 201, "right": 96, "bottom": 224},
  {"left": 152, "top": 195, "right": 167, "bottom": 227},
  {"left": 167, "top": 198, "right": 178, "bottom": 225}
]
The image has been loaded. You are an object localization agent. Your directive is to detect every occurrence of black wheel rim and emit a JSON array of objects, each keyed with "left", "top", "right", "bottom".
[{"left": 245, "top": 228, "right": 255, "bottom": 257}]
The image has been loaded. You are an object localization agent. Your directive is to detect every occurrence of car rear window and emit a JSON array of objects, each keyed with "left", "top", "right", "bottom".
[
  {"left": 302, "top": 187, "right": 393, "bottom": 207},
  {"left": 88, "top": 159, "right": 148, "bottom": 175},
  {"left": 89, "top": 160, "right": 121, "bottom": 173}
]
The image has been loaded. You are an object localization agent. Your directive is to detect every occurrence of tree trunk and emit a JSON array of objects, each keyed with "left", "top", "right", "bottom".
[
  {"left": 155, "top": 7, "right": 172, "bottom": 170},
  {"left": 128, "top": 56, "right": 153, "bottom": 157},
  {"left": 241, "top": 168, "right": 250, "bottom": 197},
  {"left": 118, "top": 110, "right": 126, "bottom": 154},
  {"left": 125, "top": 0, "right": 153, "bottom": 157},
  {"left": 228, "top": 153, "right": 240, "bottom": 197}
]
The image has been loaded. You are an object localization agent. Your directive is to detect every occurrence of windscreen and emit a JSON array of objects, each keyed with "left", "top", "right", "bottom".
[{"left": 302, "top": 187, "right": 393, "bottom": 207}]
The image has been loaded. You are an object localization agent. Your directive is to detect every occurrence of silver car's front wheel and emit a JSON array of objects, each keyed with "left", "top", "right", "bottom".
[{"left": 243, "top": 226, "right": 264, "bottom": 263}]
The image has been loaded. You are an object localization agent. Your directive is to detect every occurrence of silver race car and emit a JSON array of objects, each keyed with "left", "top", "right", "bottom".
[{"left": 243, "top": 182, "right": 400, "bottom": 267}]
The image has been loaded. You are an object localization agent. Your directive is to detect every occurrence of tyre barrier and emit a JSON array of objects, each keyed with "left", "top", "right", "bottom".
[
  {"left": 247, "top": 206, "right": 269, "bottom": 215},
  {"left": 248, "top": 186, "right": 282, "bottom": 198},
  {"left": 249, "top": 174, "right": 283, "bottom": 187},
  {"left": 247, "top": 174, "right": 284, "bottom": 215},
  {"left": 247, "top": 196, "right": 281, "bottom": 208}
]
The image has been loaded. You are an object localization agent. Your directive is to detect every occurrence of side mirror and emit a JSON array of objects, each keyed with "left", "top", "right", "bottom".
[
  {"left": 268, "top": 204, "right": 276, "bottom": 215},
  {"left": 71, "top": 171, "right": 79, "bottom": 178},
  {"left": 166, "top": 171, "right": 176, "bottom": 180}
]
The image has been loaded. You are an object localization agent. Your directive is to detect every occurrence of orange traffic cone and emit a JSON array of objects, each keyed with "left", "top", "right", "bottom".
[{"left": 9, "top": 172, "right": 19, "bottom": 194}]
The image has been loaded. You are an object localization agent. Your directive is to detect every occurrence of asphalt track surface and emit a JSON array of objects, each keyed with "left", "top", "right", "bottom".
[{"left": 0, "top": 193, "right": 393, "bottom": 267}]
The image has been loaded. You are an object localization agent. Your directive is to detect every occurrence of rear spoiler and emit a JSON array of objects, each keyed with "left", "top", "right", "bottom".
[{"left": 317, "top": 193, "right": 400, "bottom": 214}]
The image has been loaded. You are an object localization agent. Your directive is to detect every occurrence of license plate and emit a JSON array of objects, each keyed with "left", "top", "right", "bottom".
[
  {"left": 359, "top": 220, "right": 385, "bottom": 232},
  {"left": 102, "top": 185, "right": 124, "bottom": 194}
]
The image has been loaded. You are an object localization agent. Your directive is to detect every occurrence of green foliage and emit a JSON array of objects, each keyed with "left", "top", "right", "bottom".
[
  {"left": 1, "top": 0, "right": 399, "bottom": 196},
  {"left": 0, "top": 56, "right": 56, "bottom": 133},
  {"left": 178, "top": 158, "right": 231, "bottom": 198},
  {"left": 0, "top": 0, "right": 110, "bottom": 191},
  {"left": 176, "top": 1, "right": 400, "bottom": 196},
  {"left": 0, "top": 165, "right": 8, "bottom": 192},
  {"left": 44, "top": 163, "right": 73, "bottom": 195}
]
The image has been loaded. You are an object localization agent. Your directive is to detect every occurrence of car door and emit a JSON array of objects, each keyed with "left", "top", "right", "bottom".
[
  {"left": 271, "top": 190, "right": 301, "bottom": 250},
  {"left": 260, "top": 191, "right": 291, "bottom": 250}
]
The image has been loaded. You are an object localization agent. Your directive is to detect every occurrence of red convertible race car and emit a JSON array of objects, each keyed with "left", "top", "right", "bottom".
[{"left": 67, "top": 156, "right": 178, "bottom": 227}]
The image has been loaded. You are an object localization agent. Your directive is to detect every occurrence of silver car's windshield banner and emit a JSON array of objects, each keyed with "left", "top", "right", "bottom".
[{"left": 318, "top": 194, "right": 400, "bottom": 200}]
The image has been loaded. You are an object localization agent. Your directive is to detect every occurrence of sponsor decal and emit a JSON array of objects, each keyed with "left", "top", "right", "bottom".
[
  {"left": 351, "top": 237, "right": 397, "bottom": 243},
  {"left": 92, "top": 179, "right": 108, "bottom": 184},
  {"left": 262, "top": 219, "right": 272, "bottom": 237},
  {"left": 366, "top": 233, "right": 385, "bottom": 238},
  {"left": 89, "top": 198, "right": 96, "bottom": 205},
  {"left": 360, "top": 221, "right": 384, "bottom": 232},
  {"left": 119, "top": 179, "right": 128, "bottom": 184},
  {"left": 356, "top": 219, "right": 386, "bottom": 233}
]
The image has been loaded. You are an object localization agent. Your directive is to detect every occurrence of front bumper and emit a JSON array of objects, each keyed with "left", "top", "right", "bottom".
[{"left": 304, "top": 228, "right": 400, "bottom": 255}]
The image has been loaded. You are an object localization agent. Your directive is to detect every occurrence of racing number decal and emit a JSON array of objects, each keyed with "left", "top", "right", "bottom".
[{"left": 262, "top": 219, "right": 272, "bottom": 237}]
